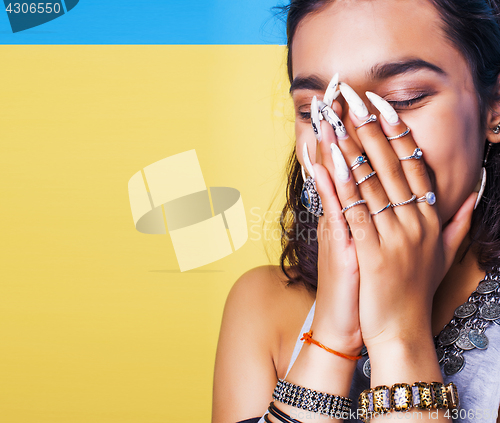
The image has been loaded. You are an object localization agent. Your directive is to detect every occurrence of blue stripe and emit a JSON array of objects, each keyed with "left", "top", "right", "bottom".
[{"left": 0, "top": 0, "right": 286, "bottom": 44}]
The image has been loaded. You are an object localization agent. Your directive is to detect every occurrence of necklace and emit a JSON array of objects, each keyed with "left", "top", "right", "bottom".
[
  {"left": 361, "top": 267, "right": 500, "bottom": 379},
  {"left": 435, "top": 267, "right": 500, "bottom": 376}
]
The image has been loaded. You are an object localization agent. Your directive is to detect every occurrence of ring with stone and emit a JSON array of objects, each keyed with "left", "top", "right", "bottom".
[
  {"left": 370, "top": 202, "right": 392, "bottom": 216},
  {"left": 355, "top": 114, "right": 377, "bottom": 130},
  {"left": 350, "top": 155, "right": 368, "bottom": 171},
  {"left": 416, "top": 192, "right": 436, "bottom": 205},
  {"left": 399, "top": 148, "right": 423, "bottom": 161},
  {"left": 391, "top": 194, "right": 417, "bottom": 208},
  {"left": 387, "top": 127, "right": 411, "bottom": 141}
]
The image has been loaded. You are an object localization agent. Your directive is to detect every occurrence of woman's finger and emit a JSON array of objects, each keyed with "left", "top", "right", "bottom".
[
  {"left": 365, "top": 91, "right": 436, "bottom": 218},
  {"left": 339, "top": 83, "right": 418, "bottom": 221},
  {"left": 316, "top": 117, "right": 381, "bottom": 249},
  {"left": 336, "top": 132, "right": 396, "bottom": 233},
  {"left": 301, "top": 141, "right": 351, "bottom": 247},
  {"left": 318, "top": 99, "right": 396, "bottom": 233}
]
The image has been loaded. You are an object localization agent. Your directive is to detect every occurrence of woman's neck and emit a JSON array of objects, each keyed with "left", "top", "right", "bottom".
[{"left": 431, "top": 235, "right": 486, "bottom": 337}]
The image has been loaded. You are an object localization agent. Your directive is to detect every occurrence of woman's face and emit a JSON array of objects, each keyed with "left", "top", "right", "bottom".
[{"left": 292, "top": 0, "right": 485, "bottom": 224}]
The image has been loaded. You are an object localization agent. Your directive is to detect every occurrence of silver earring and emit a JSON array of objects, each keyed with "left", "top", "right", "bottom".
[
  {"left": 301, "top": 165, "right": 324, "bottom": 217},
  {"left": 474, "top": 142, "right": 493, "bottom": 210},
  {"left": 493, "top": 124, "right": 500, "bottom": 134}
]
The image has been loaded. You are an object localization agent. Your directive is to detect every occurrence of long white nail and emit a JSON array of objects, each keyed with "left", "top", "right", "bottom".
[
  {"left": 318, "top": 100, "right": 347, "bottom": 139},
  {"left": 311, "top": 96, "right": 322, "bottom": 142},
  {"left": 330, "top": 143, "right": 350, "bottom": 182},
  {"left": 323, "top": 72, "right": 339, "bottom": 107},
  {"left": 302, "top": 142, "right": 315, "bottom": 179},
  {"left": 365, "top": 91, "right": 399, "bottom": 125},
  {"left": 339, "top": 82, "right": 369, "bottom": 119}
]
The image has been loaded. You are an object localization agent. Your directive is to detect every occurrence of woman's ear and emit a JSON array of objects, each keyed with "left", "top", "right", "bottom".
[{"left": 486, "top": 82, "right": 500, "bottom": 144}]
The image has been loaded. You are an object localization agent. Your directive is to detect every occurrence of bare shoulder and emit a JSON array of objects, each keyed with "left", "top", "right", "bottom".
[
  {"left": 226, "top": 264, "right": 314, "bottom": 316},
  {"left": 212, "top": 265, "right": 315, "bottom": 423},
  {"left": 224, "top": 265, "right": 316, "bottom": 351}
]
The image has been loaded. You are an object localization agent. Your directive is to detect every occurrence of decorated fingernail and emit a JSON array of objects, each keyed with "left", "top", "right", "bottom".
[
  {"left": 318, "top": 100, "right": 347, "bottom": 139},
  {"left": 302, "top": 142, "right": 316, "bottom": 179},
  {"left": 311, "top": 96, "right": 322, "bottom": 142},
  {"left": 339, "top": 82, "right": 369, "bottom": 119},
  {"left": 330, "top": 143, "right": 350, "bottom": 182},
  {"left": 365, "top": 91, "right": 399, "bottom": 125},
  {"left": 323, "top": 72, "right": 340, "bottom": 107}
]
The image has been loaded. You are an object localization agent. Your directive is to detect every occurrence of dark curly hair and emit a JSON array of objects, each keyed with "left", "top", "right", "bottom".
[{"left": 274, "top": 0, "right": 500, "bottom": 292}]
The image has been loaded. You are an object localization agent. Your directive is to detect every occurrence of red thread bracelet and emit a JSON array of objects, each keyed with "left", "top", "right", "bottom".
[{"left": 300, "top": 330, "right": 362, "bottom": 361}]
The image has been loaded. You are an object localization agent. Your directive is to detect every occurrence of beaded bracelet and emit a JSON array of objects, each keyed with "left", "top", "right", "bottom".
[
  {"left": 273, "top": 378, "right": 352, "bottom": 419},
  {"left": 358, "top": 381, "right": 459, "bottom": 422}
]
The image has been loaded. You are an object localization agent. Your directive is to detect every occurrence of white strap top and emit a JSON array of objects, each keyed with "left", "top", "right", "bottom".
[{"left": 258, "top": 301, "right": 316, "bottom": 423}]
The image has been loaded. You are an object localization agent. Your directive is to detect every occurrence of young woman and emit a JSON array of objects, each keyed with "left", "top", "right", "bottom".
[{"left": 213, "top": 1, "right": 500, "bottom": 422}]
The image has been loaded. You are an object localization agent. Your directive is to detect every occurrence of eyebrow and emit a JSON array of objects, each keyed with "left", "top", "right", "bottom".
[
  {"left": 370, "top": 59, "right": 446, "bottom": 80},
  {"left": 290, "top": 59, "right": 446, "bottom": 94},
  {"left": 289, "top": 75, "right": 328, "bottom": 94}
]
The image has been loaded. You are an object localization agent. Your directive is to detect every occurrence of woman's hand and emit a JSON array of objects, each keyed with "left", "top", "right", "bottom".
[
  {"left": 328, "top": 83, "right": 477, "bottom": 386},
  {"left": 271, "top": 94, "right": 364, "bottom": 422},
  {"left": 299, "top": 96, "right": 363, "bottom": 358}
]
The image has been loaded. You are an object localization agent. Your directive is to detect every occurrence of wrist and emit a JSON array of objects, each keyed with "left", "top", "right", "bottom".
[
  {"left": 367, "top": 336, "right": 443, "bottom": 386},
  {"left": 363, "top": 311, "right": 433, "bottom": 351},
  {"left": 308, "top": 320, "right": 363, "bottom": 358},
  {"left": 310, "top": 306, "right": 364, "bottom": 356},
  {"left": 284, "top": 339, "right": 358, "bottom": 400}
]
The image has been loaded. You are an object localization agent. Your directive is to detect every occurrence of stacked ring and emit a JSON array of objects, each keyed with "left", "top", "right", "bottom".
[
  {"left": 350, "top": 155, "right": 368, "bottom": 171},
  {"left": 341, "top": 199, "right": 367, "bottom": 214},
  {"left": 371, "top": 202, "right": 392, "bottom": 216},
  {"left": 356, "top": 171, "right": 377, "bottom": 186},
  {"left": 391, "top": 194, "right": 417, "bottom": 208},
  {"left": 387, "top": 127, "right": 411, "bottom": 141}
]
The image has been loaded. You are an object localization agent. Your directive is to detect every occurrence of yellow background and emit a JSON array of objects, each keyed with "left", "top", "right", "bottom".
[{"left": 0, "top": 46, "right": 294, "bottom": 422}]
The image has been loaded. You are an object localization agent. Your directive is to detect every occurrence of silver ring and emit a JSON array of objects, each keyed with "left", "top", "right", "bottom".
[
  {"left": 387, "top": 127, "right": 411, "bottom": 141},
  {"left": 355, "top": 114, "right": 377, "bottom": 130},
  {"left": 416, "top": 191, "right": 436, "bottom": 205},
  {"left": 399, "top": 148, "right": 423, "bottom": 161},
  {"left": 350, "top": 155, "right": 368, "bottom": 171},
  {"left": 370, "top": 202, "right": 392, "bottom": 216},
  {"left": 341, "top": 199, "right": 367, "bottom": 214},
  {"left": 391, "top": 194, "right": 417, "bottom": 208},
  {"left": 356, "top": 170, "right": 377, "bottom": 186}
]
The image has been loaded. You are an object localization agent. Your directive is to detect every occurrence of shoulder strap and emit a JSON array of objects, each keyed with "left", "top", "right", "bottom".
[
  {"left": 258, "top": 301, "right": 317, "bottom": 423},
  {"left": 284, "top": 301, "right": 316, "bottom": 378}
]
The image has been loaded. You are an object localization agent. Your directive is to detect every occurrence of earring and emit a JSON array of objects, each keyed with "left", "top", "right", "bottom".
[
  {"left": 493, "top": 123, "right": 500, "bottom": 134},
  {"left": 301, "top": 165, "right": 324, "bottom": 217},
  {"left": 474, "top": 141, "right": 493, "bottom": 210},
  {"left": 301, "top": 142, "right": 324, "bottom": 217}
]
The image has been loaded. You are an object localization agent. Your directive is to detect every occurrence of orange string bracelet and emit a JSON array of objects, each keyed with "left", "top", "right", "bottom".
[{"left": 300, "top": 330, "right": 362, "bottom": 361}]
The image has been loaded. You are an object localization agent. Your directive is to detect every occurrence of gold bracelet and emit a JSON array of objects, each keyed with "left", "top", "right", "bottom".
[{"left": 358, "top": 381, "right": 459, "bottom": 422}]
